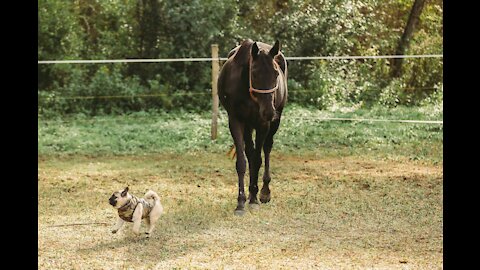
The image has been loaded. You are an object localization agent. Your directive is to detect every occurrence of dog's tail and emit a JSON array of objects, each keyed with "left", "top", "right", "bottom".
[{"left": 144, "top": 190, "right": 160, "bottom": 202}]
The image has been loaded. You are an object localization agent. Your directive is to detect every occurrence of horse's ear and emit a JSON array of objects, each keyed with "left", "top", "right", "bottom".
[
  {"left": 251, "top": 42, "right": 259, "bottom": 59},
  {"left": 269, "top": 40, "right": 281, "bottom": 57}
]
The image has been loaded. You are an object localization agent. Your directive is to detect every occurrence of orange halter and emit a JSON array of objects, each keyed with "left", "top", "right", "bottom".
[{"left": 248, "top": 55, "right": 280, "bottom": 103}]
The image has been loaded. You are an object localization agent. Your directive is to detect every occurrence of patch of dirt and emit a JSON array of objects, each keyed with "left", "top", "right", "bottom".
[{"left": 38, "top": 152, "right": 443, "bottom": 269}]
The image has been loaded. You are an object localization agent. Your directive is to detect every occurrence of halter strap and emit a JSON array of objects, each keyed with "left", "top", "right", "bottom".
[{"left": 249, "top": 55, "right": 280, "bottom": 102}]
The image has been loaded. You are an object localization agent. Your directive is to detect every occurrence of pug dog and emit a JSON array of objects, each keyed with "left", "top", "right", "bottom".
[{"left": 109, "top": 187, "right": 163, "bottom": 238}]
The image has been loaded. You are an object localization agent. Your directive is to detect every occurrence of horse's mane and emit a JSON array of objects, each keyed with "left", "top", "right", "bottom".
[{"left": 231, "top": 39, "right": 254, "bottom": 66}]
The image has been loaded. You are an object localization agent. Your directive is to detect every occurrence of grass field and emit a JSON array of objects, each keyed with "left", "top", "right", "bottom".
[{"left": 38, "top": 105, "right": 443, "bottom": 269}]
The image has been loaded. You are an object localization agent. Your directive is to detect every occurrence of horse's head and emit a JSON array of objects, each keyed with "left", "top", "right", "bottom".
[{"left": 249, "top": 40, "right": 281, "bottom": 122}]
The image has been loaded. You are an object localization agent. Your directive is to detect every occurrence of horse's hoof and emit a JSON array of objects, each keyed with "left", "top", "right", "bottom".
[
  {"left": 260, "top": 194, "right": 271, "bottom": 203},
  {"left": 249, "top": 203, "right": 260, "bottom": 211},
  {"left": 234, "top": 208, "right": 246, "bottom": 216}
]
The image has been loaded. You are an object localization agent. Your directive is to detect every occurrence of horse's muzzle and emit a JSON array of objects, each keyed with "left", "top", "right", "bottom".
[{"left": 260, "top": 107, "right": 275, "bottom": 122}]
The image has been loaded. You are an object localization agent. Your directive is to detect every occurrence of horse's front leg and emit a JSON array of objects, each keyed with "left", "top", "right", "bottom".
[
  {"left": 243, "top": 126, "right": 258, "bottom": 209},
  {"left": 261, "top": 118, "right": 281, "bottom": 203},
  {"left": 249, "top": 124, "right": 269, "bottom": 209},
  {"left": 228, "top": 117, "right": 247, "bottom": 216}
]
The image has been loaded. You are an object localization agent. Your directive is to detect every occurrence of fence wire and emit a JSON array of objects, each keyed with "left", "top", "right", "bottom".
[
  {"left": 38, "top": 54, "right": 443, "bottom": 64},
  {"left": 38, "top": 86, "right": 441, "bottom": 100},
  {"left": 38, "top": 53, "right": 443, "bottom": 126}
]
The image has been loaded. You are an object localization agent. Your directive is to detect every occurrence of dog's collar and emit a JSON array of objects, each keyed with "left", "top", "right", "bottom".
[{"left": 117, "top": 199, "right": 132, "bottom": 211}]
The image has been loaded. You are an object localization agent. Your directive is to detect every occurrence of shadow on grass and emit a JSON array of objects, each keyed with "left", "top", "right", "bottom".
[{"left": 76, "top": 197, "right": 236, "bottom": 265}]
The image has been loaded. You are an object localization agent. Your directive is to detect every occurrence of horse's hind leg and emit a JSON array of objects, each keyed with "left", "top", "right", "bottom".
[{"left": 260, "top": 119, "right": 281, "bottom": 203}]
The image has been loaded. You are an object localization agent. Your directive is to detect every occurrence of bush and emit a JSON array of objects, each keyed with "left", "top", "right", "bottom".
[{"left": 38, "top": 0, "right": 443, "bottom": 117}]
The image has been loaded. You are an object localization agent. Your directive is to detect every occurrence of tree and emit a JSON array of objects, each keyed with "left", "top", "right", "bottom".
[{"left": 391, "top": 0, "right": 427, "bottom": 77}]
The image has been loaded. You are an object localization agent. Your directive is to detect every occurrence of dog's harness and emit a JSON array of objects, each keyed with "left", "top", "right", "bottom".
[{"left": 117, "top": 196, "right": 154, "bottom": 222}]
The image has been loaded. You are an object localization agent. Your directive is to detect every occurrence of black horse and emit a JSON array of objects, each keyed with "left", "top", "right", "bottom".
[{"left": 218, "top": 39, "right": 288, "bottom": 215}]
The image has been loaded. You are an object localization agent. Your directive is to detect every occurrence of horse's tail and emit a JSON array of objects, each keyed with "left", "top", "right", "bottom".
[{"left": 227, "top": 145, "right": 236, "bottom": 160}]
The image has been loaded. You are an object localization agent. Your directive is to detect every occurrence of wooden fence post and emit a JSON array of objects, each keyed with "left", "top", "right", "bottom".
[{"left": 211, "top": 44, "right": 220, "bottom": 140}]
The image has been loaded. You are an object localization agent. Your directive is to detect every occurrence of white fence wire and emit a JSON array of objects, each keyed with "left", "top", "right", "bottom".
[
  {"left": 38, "top": 54, "right": 442, "bottom": 64},
  {"left": 38, "top": 53, "right": 443, "bottom": 125}
]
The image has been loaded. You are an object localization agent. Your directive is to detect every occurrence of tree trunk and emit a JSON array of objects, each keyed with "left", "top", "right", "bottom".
[{"left": 391, "top": 0, "right": 427, "bottom": 77}]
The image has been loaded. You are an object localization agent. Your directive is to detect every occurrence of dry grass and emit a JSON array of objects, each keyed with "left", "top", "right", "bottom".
[{"left": 38, "top": 152, "right": 442, "bottom": 269}]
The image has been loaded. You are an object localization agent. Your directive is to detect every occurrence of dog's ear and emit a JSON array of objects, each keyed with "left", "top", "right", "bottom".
[{"left": 121, "top": 187, "right": 129, "bottom": 197}]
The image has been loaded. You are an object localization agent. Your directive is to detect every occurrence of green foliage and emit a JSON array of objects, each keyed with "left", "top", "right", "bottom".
[
  {"left": 38, "top": 0, "right": 443, "bottom": 116},
  {"left": 38, "top": 65, "right": 214, "bottom": 117}
]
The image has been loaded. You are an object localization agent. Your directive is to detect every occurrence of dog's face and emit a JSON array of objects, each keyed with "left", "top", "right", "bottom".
[{"left": 109, "top": 187, "right": 131, "bottom": 209}]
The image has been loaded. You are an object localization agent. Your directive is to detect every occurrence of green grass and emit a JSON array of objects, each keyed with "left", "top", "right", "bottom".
[
  {"left": 38, "top": 104, "right": 443, "bottom": 163},
  {"left": 38, "top": 105, "right": 443, "bottom": 268}
]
